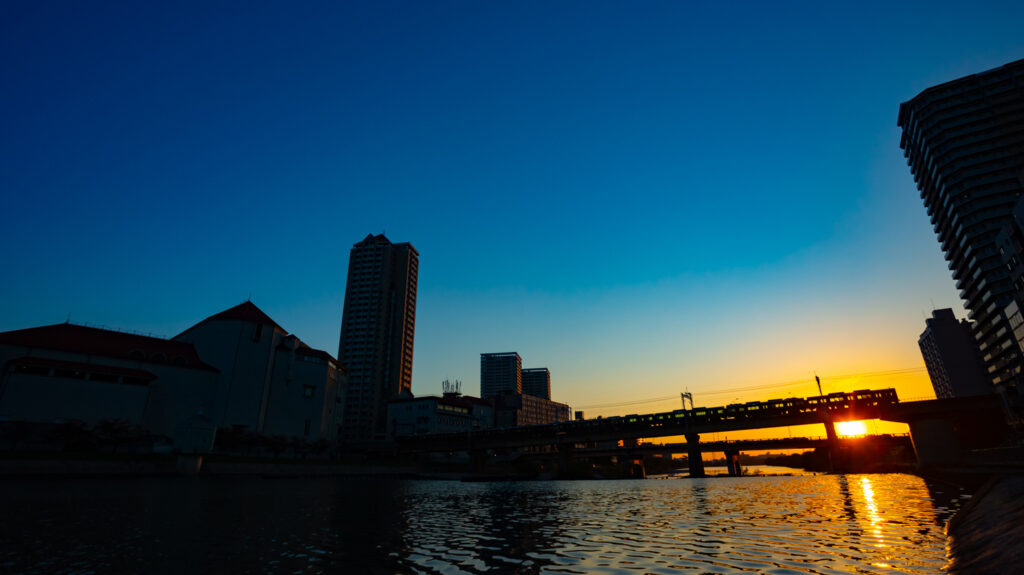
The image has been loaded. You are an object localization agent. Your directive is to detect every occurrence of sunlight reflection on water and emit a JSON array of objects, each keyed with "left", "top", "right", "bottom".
[{"left": 0, "top": 473, "right": 966, "bottom": 574}]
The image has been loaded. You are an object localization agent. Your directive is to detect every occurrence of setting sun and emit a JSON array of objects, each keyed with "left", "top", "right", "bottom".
[{"left": 836, "top": 420, "right": 868, "bottom": 437}]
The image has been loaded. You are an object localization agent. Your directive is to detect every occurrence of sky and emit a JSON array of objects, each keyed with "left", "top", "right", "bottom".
[{"left": 3, "top": 1, "right": 1024, "bottom": 425}]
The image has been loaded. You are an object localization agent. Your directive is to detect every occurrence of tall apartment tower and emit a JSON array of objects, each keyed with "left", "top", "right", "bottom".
[
  {"left": 919, "top": 309, "right": 991, "bottom": 398},
  {"left": 480, "top": 352, "right": 521, "bottom": 399},
  {"left": 338, "top": 234, "right": 418, "bottom": 442},
  {"left": 898, "top": 59, "right": 1024, "bottom": 389},
  {"left": 522, "top": 367, "right": 551, "bottom": 400}
]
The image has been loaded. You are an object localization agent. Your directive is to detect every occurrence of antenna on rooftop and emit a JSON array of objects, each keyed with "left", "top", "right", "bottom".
[{"left": 442, "top": 379, "right": 462, "bottom": 397}]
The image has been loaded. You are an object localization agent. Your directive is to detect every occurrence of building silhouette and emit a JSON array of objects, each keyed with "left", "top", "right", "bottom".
[
  {"left": 481, "top": 352, "right": 571, "bottom": 426},
  {"left": 522, "top": 367, "right": 551, "bottom": 400},
  {"left": 175, "top": 301, "right": 343, "bottom": 441},
  {"left": 898, "top": 58, "right": 1024, "bottom": 389},
  {"left": 0, "top": 323, "right": 217, "bottom": 445},
  {"left": 387, "top": 382, "right": 493, "bottom": 438},
  {"left": 493, "top": 393, "right": 571, "bottom": 427},
  {"left": 918, "top": 309, "right": 991, "bottom": 398},
  {"left": 0, "top": 301, "right": 342, "bottom": 446},
  {"left": 480, "top": 352, "right": 521, "bottom": 398},
  {"left": 337, "top": 234, "right": 419, "bottom": 443}
]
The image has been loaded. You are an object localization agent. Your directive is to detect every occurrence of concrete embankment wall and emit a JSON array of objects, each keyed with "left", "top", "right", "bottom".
[
  {"left": 0, "top": 457, "right": 426, "bottom": 477},
  {"left": 946, "top": 475, "right": 1024, "bottom": 573}
]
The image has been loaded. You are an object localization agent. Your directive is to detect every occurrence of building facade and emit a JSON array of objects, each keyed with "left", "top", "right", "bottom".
[
  {"left": 480, "top": 352, "right": 521, "bottom": 398},
  {"left": 918, "top": 309, "right": 991, "bottom": 398},
  {"left": 386, "top": 393, "right": 493, "bottom": 438},
  {"left": 521, "top": 367, "right": 551, "bottom": 400},
  {"left": 174, "top": 301, "right": 344, "bottom": 442},
  {"left": 898, "top": 58, "right": 1024, "bottom": 389},
  {"left": 493, "top": 393, "right": 571, "bottom": 428},
  {"left": 0, "top": 323, "right": 219, "bottom": 446},
  {"left": 337, "top": 234, "right": 419, "bottom": 443},
  {"left": 0, "top": 302, "right": 345, "bottom": 447}
]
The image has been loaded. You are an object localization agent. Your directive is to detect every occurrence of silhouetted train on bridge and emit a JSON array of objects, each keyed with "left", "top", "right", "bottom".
[{"left": 572, "top": 388, "right": 900, "bottom": 433}]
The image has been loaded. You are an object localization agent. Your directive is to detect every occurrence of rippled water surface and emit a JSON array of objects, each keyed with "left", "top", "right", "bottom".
[{"left": 1, "top": 473, "right": 968, "bottom": 574}]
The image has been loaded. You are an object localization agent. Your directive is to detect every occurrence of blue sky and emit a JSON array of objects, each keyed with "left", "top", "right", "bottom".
[{"left": 3, "top": 1, "right": 1023, "bottom": 415}]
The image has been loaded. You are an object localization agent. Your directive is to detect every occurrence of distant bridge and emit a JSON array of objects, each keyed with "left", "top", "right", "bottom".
[
  {"left": 519, "top": 434, "right": 914, "bottom": 476},
  {"left": 575, "top": 434, "right": 912, "bottom": 458}
]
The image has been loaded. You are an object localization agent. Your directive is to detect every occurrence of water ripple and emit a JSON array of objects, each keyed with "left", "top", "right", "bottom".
[{"left": 0, "top": 473, "right": 963, "bottom": 574}]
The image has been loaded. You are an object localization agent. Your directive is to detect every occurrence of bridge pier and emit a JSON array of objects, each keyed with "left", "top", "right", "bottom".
[
  {"left": 557, "top": 443, "right": 575, "bottom": 477},
  {"left": 908, "top": 418, "right": 961, "bottom": 468},
  {"left": 629, "top": 457, "right": 646, "bottom": 479},
  {"left": 822, "top": 417, "right": 847, "bottom": 473},
  {"left": 685, "top": 433, "right": 706, "bottom": 478},
  {"left": 469, "top": 449, "right": 487, "bottom": 473},
  {"left": 724, "top": 448, "right": 742, "bottom": 476}
]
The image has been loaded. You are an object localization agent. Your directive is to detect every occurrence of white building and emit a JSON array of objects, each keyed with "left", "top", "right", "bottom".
[
  {"left": 0, "top": 301, "right": 345, "bottom": 447},
  {"left": 0, "top": 323, "right": 219, "bottom": 444},
  {"left": 174, "top": 301, "right": 344, "bottom": 441}
]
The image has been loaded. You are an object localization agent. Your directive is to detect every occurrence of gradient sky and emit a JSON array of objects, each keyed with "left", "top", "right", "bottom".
[{"left": 3, "top": 2, "right": 1024, "bottom": 422}]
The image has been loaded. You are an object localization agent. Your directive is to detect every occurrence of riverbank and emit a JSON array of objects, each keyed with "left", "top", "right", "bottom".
[
  {"left": 0, "top": 453, "right": 446, "bottom": 478},
  {"left": 946, "top": 474, "right": 1024, "bottom": 573}
]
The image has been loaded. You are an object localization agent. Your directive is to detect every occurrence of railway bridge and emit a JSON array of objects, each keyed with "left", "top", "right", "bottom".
[{"left": 396, "top": 389, "right": 1007, "bottom": 476}]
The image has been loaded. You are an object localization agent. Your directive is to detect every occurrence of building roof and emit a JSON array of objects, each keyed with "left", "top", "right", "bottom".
[
  {"left": 356, "top": 233, "right": 392, "bottom": 246},
  {"left": 175, "top": 301, "right": 284, "bottom": 338},
  {"left": 898, "top": 58, "right": 1024, "bottom": 128},
  {"left": 293, "top": 345, "right": 337, "bottom": 364},
  {"left": 353, "top": 233, "right": 419, "bottom": 255},
  {"left": 0, "top": 323, "right": 218, "bottom": 372}
]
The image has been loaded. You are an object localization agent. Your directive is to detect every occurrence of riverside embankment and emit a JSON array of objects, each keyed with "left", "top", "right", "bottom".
[{"left": 946, "top": 474, "right": 1024, "bottom": 573}]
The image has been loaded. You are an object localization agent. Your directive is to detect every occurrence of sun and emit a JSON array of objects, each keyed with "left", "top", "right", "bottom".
[{"left": 835, "top": 420, "right": 868, "bottom": 437}]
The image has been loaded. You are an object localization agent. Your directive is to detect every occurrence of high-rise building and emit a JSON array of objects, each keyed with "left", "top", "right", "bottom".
[
  {"left": 338, "top": 234, "right": 418, "bottom": 442},
  {"left": 898, "top": 58, "right": 1024, "bottom": 388},
  {"left": 522, "top": 367, "right": 551, "bottom": 400},
  {"left": 480, "top": 352, "right": 521, "bottom": 398},
  {"left": 918, "top": 309, "right": 991, "bottom": 398}
]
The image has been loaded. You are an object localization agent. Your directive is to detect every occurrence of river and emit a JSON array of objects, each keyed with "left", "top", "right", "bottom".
[{"left": 0, "top": 472, "right": 969, "bottom": 574}]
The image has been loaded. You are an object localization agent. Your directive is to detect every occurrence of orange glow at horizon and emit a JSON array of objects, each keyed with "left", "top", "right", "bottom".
[{"left": 836, "top": 420, "right": 868, "bottom": 437}]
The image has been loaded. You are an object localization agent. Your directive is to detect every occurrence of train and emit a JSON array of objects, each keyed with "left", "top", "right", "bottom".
[{"left": 565, "top": 388, "right": 899, "bottom": 432}]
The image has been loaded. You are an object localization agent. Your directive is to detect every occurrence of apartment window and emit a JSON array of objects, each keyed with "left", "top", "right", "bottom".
[{"left": 303, "top": 385, "right": 315, "bottom": 398}]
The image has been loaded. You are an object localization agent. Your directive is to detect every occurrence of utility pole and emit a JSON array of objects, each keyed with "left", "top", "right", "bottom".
[
  {"left": 680, "top": 391, "right": 693, "bottom": 411},
  {"left": 815, "top": 373, "right": 823, "bottom": 396}
]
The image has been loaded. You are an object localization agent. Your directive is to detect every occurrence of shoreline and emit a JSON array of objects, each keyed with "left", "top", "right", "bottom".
[{"left": 944, "top": 474, "right": 1024, "bottom": 574}]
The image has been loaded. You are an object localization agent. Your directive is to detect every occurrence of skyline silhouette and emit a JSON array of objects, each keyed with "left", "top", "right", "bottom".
[{"left": 3, "top": 2, "right": 1024, "bottom": 425}]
